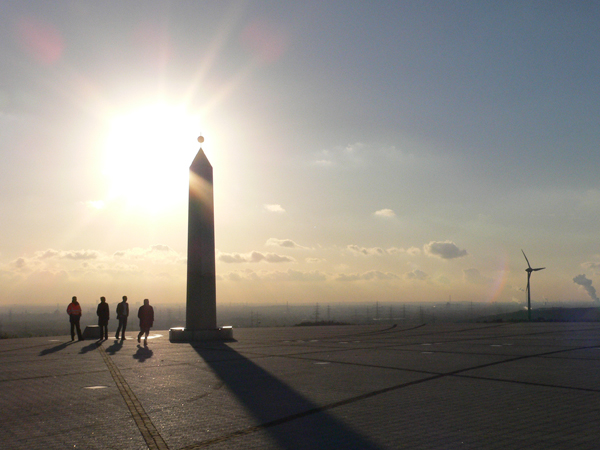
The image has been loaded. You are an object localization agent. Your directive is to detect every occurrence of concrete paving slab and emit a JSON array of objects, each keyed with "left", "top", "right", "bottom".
[
  {"left": 461, "top": 351, "right": 600, "bottom": 391},
  {"left": 1, "top": 323, "right": 600, "bottom": 449}
]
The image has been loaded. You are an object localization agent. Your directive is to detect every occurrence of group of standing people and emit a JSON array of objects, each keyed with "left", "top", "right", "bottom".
[{"left": 67, "top": 296, "right": 154, "bottom": 345}]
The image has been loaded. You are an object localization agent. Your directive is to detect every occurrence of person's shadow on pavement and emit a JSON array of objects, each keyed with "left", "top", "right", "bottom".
[
  {"left": 105, "top": 339, "right": 124, "bottom": 355},
  {"left": 133, "top": 344, "right": 153, "bottom": 362},
  {"left": 79, "top": 341, "right": 100, "bottom": 354},
  {"left": 39, "top": 341, "right": 74, "bottom": 356}
]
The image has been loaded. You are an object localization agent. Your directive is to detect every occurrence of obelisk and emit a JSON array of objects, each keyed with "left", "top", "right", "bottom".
[
  {"left": 169, "top": 137, "right": 232, "bottom": 342},
  {"left": 186, "top": 145, "right": 216, "bottom": 329}
]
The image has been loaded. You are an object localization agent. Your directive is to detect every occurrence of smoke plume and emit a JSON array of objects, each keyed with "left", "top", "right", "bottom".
[{"left": 573, "top": 274, "right": 599, "bottom": 302}]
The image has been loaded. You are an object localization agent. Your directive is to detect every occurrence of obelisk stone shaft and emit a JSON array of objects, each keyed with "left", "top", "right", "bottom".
[{"left": 186, "top": 148, "right": 217, "bottom": 330}]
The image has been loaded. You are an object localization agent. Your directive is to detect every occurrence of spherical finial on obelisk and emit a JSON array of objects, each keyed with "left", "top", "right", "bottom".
[{"left": 197, "top": 135, "right": 204, "bottom": 143}]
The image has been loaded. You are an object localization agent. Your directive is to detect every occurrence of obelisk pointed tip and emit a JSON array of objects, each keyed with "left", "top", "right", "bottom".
[{"left": 191, "top": 146, "right": 211, "bottom": 172}]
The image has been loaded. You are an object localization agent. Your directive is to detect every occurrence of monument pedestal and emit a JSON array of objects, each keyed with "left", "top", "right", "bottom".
[
  {"left": 169, "top": 326, "right": 233, "bottom": 342},
  {"left": 82, "top": 325, "right": 101, "bottom": 340}
]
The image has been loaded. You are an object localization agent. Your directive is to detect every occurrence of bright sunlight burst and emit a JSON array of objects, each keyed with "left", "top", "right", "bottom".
[{"left": 103, "top": 103, "right": 202, "bottom": 212}]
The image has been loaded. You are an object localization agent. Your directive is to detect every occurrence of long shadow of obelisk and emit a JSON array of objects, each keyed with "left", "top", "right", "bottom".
[{"left": 191, "top": 343, "right": 384, "bottom": 450}]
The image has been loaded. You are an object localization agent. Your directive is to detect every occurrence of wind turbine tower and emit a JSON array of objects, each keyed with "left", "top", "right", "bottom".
[{"left": 522, "top": 250, "right": 545, "bottom": 322}]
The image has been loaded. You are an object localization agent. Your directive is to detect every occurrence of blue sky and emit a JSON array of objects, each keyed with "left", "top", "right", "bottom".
[{"left": 1, "top": 1, "right": 600, "bottom": 308}]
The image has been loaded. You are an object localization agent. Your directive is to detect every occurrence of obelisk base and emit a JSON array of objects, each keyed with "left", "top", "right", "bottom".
[{"left": 169, "top": 326, "right": 233, "bottom": 342}]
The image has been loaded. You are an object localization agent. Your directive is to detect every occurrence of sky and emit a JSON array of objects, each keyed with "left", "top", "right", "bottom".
[{"left": 2, "top": 1, "right": 600, "bottom": 310}]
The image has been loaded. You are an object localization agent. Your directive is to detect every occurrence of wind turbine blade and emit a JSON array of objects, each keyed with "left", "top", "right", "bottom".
[
  {"left": 533, "top": 267, "right": 545, "bottom": 271},
  {"left": 522, "top": 250, "right": 532, "bottom": 269}
]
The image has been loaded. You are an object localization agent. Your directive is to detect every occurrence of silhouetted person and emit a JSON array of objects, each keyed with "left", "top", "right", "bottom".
[
  {"left": 115, "top": 296, "right": 129, "bottom": 340},
  {"left": 137, "top": 299, "right": 154, "bottom": 345},
  {"left": 67, "top": 296, "right": 83, "bottom": 341},
  {"left": 96, "top": 296, "right": 110, "bottom": 340}
]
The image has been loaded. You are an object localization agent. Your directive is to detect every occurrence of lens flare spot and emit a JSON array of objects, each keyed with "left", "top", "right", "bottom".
[{"left": 17, "top": 18, "right": 64, "bottom": 65}]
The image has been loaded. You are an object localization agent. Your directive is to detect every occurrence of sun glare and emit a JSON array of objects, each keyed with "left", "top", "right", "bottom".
[{"left": 103, "top": 103, "right": 202, "bottom": 212}]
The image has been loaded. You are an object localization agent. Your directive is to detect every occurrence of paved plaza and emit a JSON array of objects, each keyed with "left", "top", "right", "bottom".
[{"left": 1, "top": 322, "right": 600, "bottom": 449}]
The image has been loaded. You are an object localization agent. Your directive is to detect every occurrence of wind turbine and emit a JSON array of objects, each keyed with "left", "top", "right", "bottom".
[{"left": 522, "top": 250, "right": 545, "bottom": 322}]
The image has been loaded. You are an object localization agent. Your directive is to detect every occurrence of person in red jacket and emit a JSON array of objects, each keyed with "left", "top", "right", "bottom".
[
  {"left": 67, "top": 296, "right": 83, "bottom": 341},
  {"left": 137, "top": 299, "right": 154, "bottom": 345}
]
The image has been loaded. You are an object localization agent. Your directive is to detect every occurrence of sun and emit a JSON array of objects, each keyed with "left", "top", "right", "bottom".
[{"left": 103, "top": 103, "right": 202, "bottom": 212}]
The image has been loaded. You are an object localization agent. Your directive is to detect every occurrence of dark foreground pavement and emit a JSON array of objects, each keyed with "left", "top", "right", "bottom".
[{"left": 1, "top": 322, "right": 600, "bottom": 449}]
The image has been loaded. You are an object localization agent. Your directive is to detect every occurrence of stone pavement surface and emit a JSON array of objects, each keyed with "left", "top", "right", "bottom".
[{"left": 1, "top": 322, "right": 600, "bottom": 449}]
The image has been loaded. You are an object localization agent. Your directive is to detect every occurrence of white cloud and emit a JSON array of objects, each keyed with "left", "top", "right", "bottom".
[
  {"left": 386, "top": 246, "right": 421, "bottom": 256},
  {"left": 436, "top": 275, "right": 451, "bottom": 285},
  {"left": 217, "top": 253, "right": 247, "bottom": 264},
  {"left": 34, "top": 249, "right": 100, "bottom": 260},
  {"left": 36, "top": 250, "right": 60, "bottom": 259},
  {"left": 223, "top": 268, "right": 400, "bottom": 283},
  {"left": 12, "top": 257, "right": 28, "bottom": 270},
  {"left": 113, "top": 245, "right": 182, "bottom": 263},
  {"left": 405, "top": 269, "right": 428, "bottom": 281},
  {"left": 259, "top": 252, "right": 296, "bottom": 263},
  {"left": 7, "top": 246, "right": 185, "bottom": 278},
  {"left": 424, "top": 241, "right": 468, "bottom": 260},
  {"left": 150, "top": 244, "right": 171, "bottom": 252},
  {"left": 345, "top": 142, "right": 365, "bottom": 154},
  {"left": 264, "top": 204, "right": 285, "bottom": 213},
  {"left": 582, "top": 261, "right": 600, "bottom": 274},
  {"left": 406, "top": 247, "right": 422, "bottom": 256},
  {"left": 361, "top": 270, "right": 399, "bottom": 280},
  {"left": 217, "top": 251, "right": 295, "bottom": 264},
  {"left": 387, "top": 247, "right": 405, "bottom": 254},
  {"left": 346, "top": 244, "right": 424, "bottom": 257},
  {"left": 0, "top": 245, "right": 187, "bottom": 297},
  {"left": 222, "top": 269, "right": 327, "bottom": 282},
  {"left": 374, "top": 209, "right": 396, "bottom": 218},
  {"left": 335, "top": 273, "right": 361, "bottom": 282},
  {"left": 264, "top": 269, "right": 327, "bottom": 282},
  {"left": 225, "top": 272, "right": 243, "bottom": 281},
  {"left": 306, "top": 257, "right": 325, "bottom": 263},
  {"left": 335, "top": 270, "right": 398, "bottom": 281},
  {"left": 347, "top": 245, "right": 386, "bottom": 256},
  {"left": 266, "top": 238, "right": 308, "bottom": 249},
  {"left": 63, "top": 250, "right": 100, "bottom": 260},
  {"left": 312, "top": 142, "right": 365, "bottom": 168}
]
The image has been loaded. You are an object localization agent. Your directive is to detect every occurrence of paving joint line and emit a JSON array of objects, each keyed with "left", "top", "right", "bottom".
[
  {"left": 381, "top": 324, "right": 600, "bottom": 342},
  {"left": 282, "top": 342, "right": 600, "bottom": 378},
  {"left": 178, "top": 342, "right": 600, "bottom": 449},
  {"left": 188, "top": 336, "right": 600, "bottom": 377},
  {"left": 453, "top": 373, "right": 600, "bottom": 393},
  {"left": 97, "top": 344, "right": 169, "bottom": 450},
  {"left": 179, "top": 372, "right": 445, "bottom": 450}
]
